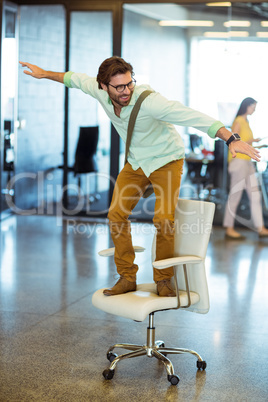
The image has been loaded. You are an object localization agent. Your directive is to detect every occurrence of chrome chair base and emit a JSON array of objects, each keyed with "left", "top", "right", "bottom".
[{"left": 102, "top": 313, "right": 206, "bottom": 386}]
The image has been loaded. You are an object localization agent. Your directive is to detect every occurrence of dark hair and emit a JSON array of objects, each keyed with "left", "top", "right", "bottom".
[
  {"left": 96, "top": 56, "right": 134, "bottom": 89},
  {"left": 236, "top": 97, "right": 257, "bottom": 117}
]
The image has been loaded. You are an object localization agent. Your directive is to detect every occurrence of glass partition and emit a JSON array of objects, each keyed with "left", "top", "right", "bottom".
[
  {"left": 2, "top": 1, "right": 267, "bottom": 223},
  {"left": 11, "top": 5, "right": 66, "bottom": 216},
  {"left": 176, "top": 2, "right": 268, "bottom": 219},
  {"left": 67, "top": 11, "right": 112, "bottom": 217},
  {"left": 121, "top": 2, "right": 268, "bottom": 223},
  {"left": 122, "top": 3, "right": 188, "bottom": 171}
]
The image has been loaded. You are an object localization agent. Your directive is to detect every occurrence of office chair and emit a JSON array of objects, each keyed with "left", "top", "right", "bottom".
[
  {"left": 92, "top": 199, "right": 215, "bottom": 386},
  {"left": 186, "top": 134, "right": 215, "bottom": 200},
  {"left": 74, "top": 126, "right": 99, "bottom": 202},
  {"left": 59, "top": 126, "right": 100, "bottom": 202}
]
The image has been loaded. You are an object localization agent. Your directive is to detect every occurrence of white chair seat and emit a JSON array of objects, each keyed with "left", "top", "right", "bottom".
[{"left": 92, "top": 283, "right": 200, "bottom": 322}]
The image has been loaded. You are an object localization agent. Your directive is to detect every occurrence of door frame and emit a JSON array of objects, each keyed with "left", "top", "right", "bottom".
[{"left": 0, "top": 0, "right": 18, "bottom": 218}]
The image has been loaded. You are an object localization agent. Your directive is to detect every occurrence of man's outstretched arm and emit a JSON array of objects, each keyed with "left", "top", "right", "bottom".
[{"left": 19, "top": 61, "right": 65, "bottom": 83}]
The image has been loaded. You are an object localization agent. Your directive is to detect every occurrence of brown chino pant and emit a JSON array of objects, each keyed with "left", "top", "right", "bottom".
[{"left": 107, "top": 159, "right": 184, "bottom": 282}]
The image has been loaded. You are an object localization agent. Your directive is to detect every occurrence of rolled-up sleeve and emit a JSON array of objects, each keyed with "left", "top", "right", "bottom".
[
  {"left": 63, "top": 72, "right": 99, "bottom": 97},
  {"left": 207, "top": 120, "right": 225, "bottom": 138},
  {"left": 63, "top": 71, "right": 74, "bottom": 88}
]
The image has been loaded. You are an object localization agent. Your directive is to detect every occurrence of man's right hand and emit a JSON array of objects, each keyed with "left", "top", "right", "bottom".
[
  {"left": 19, "top": 61, "right": 46, "bottom": 79},
  {"left": 19, "top": 61, "right": 65, "bottom": 83}
]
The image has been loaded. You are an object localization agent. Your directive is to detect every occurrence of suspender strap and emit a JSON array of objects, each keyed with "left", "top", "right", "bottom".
[{"left": 124, "top": 90, "right": 153, "bottom": 165}]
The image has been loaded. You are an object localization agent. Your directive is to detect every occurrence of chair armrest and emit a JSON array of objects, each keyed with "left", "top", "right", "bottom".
[
  {"left": 153, "top": 256, "right": 202, "bottom": 269},
  {"left": 98, "top": 245, "right": 145, "bottom": 257}
]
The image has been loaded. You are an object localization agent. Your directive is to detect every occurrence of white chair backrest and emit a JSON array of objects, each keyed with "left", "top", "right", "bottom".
[
  {"left": 152, "top": 199, "right": 215, "bottom": 314},
  {"left": 174, "top": 199, "right": 215, "bottom": 259}
]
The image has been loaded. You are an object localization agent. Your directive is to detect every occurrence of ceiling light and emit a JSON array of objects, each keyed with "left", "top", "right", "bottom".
[
  {"left": 224, "top": 21, "right": 251, "bottom": 27},
  {"left": 256, "top": 32, "right": 268, "bottom": 37},
  {"left": 228, "top": 31, "right": 249, "bottom": 37},
  {"left": 159, "top": 20, "right": 214, "bottom": 27},
  {"left": 206, "top": 2, "right": 231, "bottom": 6},
  {"left": 204, "top": 31, "right": 249, "bottom": 38},
  {"left": 204, "top": 32, "right": 229, "bottom": 38},
  {"left": 261, "top": 21, "right": 268, "bottom": 27}
]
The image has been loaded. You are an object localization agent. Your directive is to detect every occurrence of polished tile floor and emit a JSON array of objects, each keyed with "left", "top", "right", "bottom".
[{"left": 0, "top": 214, "right": 268, "bottom": 401}]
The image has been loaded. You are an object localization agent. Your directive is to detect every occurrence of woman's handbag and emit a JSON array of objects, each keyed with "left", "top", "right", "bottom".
[{"left": 125, "top": 90, "right": 154, "bottom": 198}]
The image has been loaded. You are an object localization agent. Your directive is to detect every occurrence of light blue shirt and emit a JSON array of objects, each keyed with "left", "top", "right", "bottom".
[{"left": 64, "top": 71, "right": 224, "bottom": 177}]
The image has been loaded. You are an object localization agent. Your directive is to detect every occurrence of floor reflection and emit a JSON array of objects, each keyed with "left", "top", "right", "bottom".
[
  {"left": 0, "top": 216, "right": 268, "bottom": 400},
  {"left": 1, "top": 217, "right": 17, "bottom": 292}
]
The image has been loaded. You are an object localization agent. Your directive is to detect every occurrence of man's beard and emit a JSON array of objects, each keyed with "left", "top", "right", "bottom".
[{"left": 108, "top": 89, "right": 133, "bottom": 108}]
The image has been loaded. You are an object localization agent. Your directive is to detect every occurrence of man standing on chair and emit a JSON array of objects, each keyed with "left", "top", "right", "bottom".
[{"left": 19, "top": 57, "right": 260, "bottom": 297}]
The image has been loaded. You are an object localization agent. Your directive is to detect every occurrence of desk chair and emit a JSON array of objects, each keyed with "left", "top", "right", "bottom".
[
  {"left": 59, "top": 126, "right": 100, "bottom": 202},
  {"left": 92, "top": 199, "right": 215, "bottom": 386},
  {"left": 187, "top": 134, "right": 215, "bottom": 200}
]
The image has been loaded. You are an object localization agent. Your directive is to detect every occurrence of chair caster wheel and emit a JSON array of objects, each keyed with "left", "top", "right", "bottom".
[
  {"left": 103, "top": 369, "right": 115, "bottom": 380},
  {"left": 167, "top": 374, "right": 180, "bottom": 385},
  {"left": 107, "top": 352, "right": 117, "bottom": 362},
  {"left": 197, "top": 360, "right": 207, "bottom": 370}
]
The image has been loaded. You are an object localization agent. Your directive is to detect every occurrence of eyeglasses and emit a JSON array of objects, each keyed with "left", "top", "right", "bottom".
[{"left": 108, "top": 79, "right": 136, "bottom": 93}]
